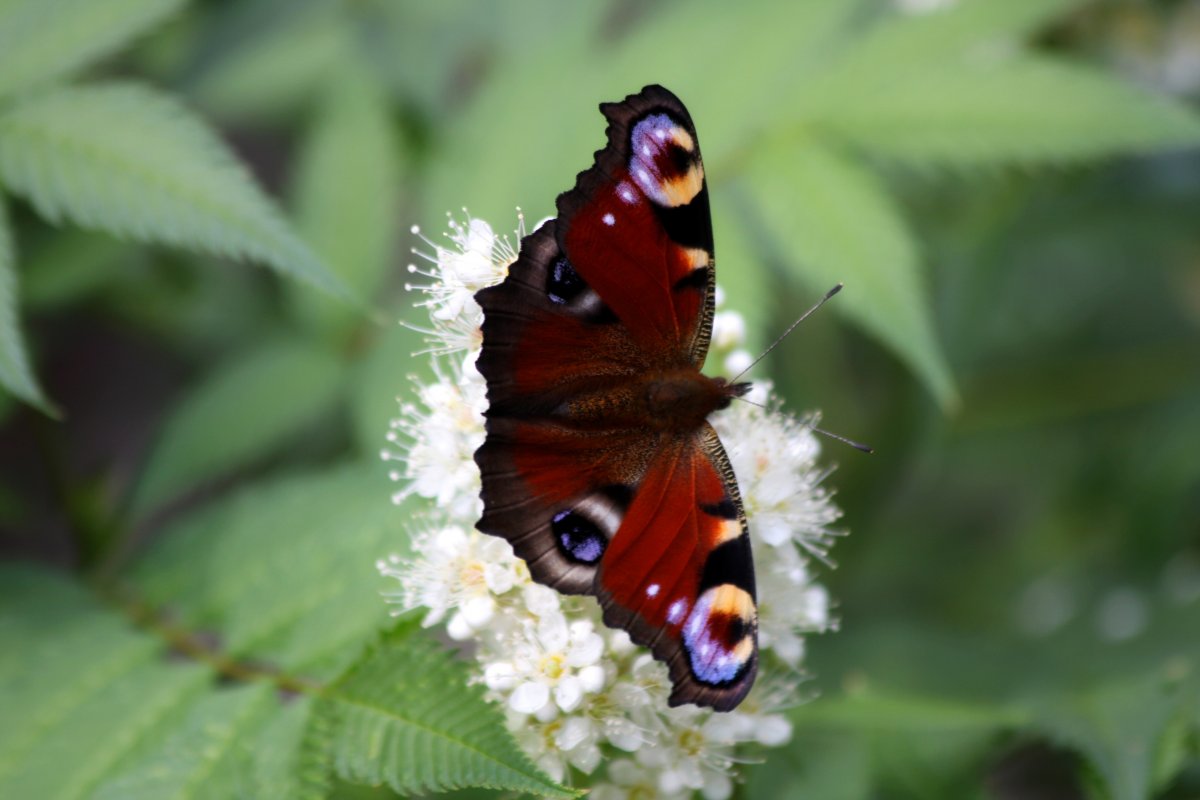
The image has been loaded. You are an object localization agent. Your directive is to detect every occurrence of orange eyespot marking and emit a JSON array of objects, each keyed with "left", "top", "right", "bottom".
[
  {"left": 710, "top": 583, "right": 755, "bottom": 622},
  {"left": 659, "top": 163, "right": 704, "bottom": 207},
  {"left": 671, "top": 127, "right": 696, "bottom": 153}
]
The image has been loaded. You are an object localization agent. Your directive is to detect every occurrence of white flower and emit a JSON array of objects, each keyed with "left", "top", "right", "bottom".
[
  {"left": 488, "top": 613, "right": 608, "bottom": 717},
  {"left": 711, "top": 388, "right": 842, "bottom": 560},
  {"left": 380, "top": 214, "right": 847, "bottom": 797}
]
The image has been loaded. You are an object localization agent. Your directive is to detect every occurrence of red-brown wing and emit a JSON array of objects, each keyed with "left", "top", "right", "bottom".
[
  {"left": 596, "top": 425, "right": 758, "bottom": 711},
  {"left": 556, "top": 84, "right": 717, "bottom": 364},
  {"left": 475, "top": 221, "right": 654, "bottom": 595}
]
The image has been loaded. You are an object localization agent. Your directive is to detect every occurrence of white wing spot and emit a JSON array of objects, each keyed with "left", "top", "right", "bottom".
[
  {"left": 646, "top": 583, "right": 660, "bottom": 598},
  {"left": 602, "top": 212, "right": 615, "bottom": 226},
  {"left": 668, "top": 599, "right": 688, "bottom": 625}
]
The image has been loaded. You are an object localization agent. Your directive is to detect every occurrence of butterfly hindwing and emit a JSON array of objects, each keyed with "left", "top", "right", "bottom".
[
  {"left": 595, "top": 424, "right": 757, "bottom": 711},
  {"left": 474, "top": 85, "right": 758, "bottom": 710}
]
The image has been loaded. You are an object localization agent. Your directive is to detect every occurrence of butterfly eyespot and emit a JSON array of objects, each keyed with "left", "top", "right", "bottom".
[
  {"left": 547, "top": 257, "right": 585, "bottom": 305},
  {"left": 683, "top": 584, "right": 756, "bottom": 686},
  {"left": 552, "top": 509, "right": 607, "bottom": 564}
]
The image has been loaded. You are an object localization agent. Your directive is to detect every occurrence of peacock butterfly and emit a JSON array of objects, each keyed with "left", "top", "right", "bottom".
[{"left": 473, "top": 85, "right": 758, "bottom": 711}]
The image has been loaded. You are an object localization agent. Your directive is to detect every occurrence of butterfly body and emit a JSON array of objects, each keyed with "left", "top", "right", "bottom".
[{"left": 474, "top": 85, "right": 759, "bottom": 711}]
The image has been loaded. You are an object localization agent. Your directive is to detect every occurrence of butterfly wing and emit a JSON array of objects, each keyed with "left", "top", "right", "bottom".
[
  {"left": 474, "top": 85, "right": 757, "bottom": 709},
  {"left": 556, "top": 84, "right": 717, "bottom": 363},
  {"left": 596, "top": 424, "right": 758, "bottom": 711}
]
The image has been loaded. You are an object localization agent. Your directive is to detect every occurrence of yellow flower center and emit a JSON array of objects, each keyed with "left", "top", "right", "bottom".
[{"left": 539, "top": 653, "right": 566, "bottom": 682}]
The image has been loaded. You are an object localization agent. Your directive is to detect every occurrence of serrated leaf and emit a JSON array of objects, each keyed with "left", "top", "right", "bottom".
[
  {"left": 1033, "top": 674, "right": 1197, "bottom": 800},
  {"left": 0, "top": 82, "right": 349, "bottom": 299},
  {"left": 746, "top": 136, "right": 956, "bottom": 406},
  {"left": 815, "top": 56, "right": 1200, "bottom": 168},
  {"left": 290, "top": 61, "right": 402, "bottom": 340},
  {"left": 313, "top": 621, "right": 578, "bottom": 798},
  {"left": 131, "top": 339, "right": 346, "bottom": 517},
  {"left": 132, "top": 463, "right": 406, "bottom": 678},
  {"left": 0, "top": 194, "right": 53, "bottom": 413},
  {"left": 0, "top": 565, "right": 211, "bottom": 800},
  {"left": 0, "top": 0, "right": 184, "bottom": 99},
  {"left": 89, "top": 684, "right": 273, "bottom": 800}
]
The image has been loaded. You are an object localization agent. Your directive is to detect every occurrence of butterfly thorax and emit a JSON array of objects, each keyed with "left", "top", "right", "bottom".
[
  {"left": 643, "top": 369, "right": 750, "bottom": 431},
  {"left": 555, "top": 369, "right": 749, "bottom": 433}
]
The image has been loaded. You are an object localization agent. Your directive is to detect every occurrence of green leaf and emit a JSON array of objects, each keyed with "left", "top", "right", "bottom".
[
  {"left": 1033, "top": 673, "right": 1198, "bottom": 800},
  {"left": 88, "top": 684, "right": 274, "bottom": 800},
  {"left": 131, "top": 339, "right": 346, "bottom": 517},
  {"left": 19, "top": 228, "right": 133, "bottom": 312},
  {"left": 132, "top": 463, "right": 405, "bottom": 678},
  {"left": 0, "top": 193, "right": 53, "bottom": 413},
  {"left": 745, "top": 135, "right": 956, "bottom": 406},
  {"left": 290, "top": 61, "right": 402, "bottom": 340},
  {"left": 814, "top": 56, "right": 1200, "bottom": 168},
  {"left": 348, "top": 319, "right": 428, "bottom": 458},
  {"left": 0, "top": 0, "right": 184, "bottom": 99},
  {"left": 0, "top": 82, "right": 348, "bottom": 299},
  {"left": 312, "top": 621, "right": 578, "bottom": 799},
  {"left": 0, "top": 565, "right": 211, "bottom": 799},
  {"left": 191, "top": 9, "right": 350, "bottom": 123},
  {"left": 814, "top": 0, "right": 1088, "bottom": 80}
]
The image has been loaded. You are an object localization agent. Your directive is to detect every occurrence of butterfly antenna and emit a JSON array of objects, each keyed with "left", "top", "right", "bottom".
[
  {"left": 729, "top": 283, "right": 843, "bottom": 384},
  {"left": 808, "top": 424, "right": 874, "bottom": 454}
]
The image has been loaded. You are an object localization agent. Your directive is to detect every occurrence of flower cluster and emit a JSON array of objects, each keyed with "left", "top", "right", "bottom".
[{"left": 379, "top": 214, "right": 844, "bottom": 797}]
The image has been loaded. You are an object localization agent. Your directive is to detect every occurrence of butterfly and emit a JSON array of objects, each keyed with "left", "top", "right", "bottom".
[{"left": 474, "top": 85, "right": 757, "bottom": 711}]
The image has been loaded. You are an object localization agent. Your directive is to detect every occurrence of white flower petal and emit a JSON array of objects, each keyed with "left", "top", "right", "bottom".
[
  {"left": 566, "top": 632, "right": 604, "bottom": 667},
  {"left": 484, "top": 662, "right": 518, "bottom": 691},
  {"left": 756, "top": 715, "right": 793, "bottom": 747},
  {"left": 460, "top": 595, "right": 495, "bottom": 627},
  {"left": 445, "top": 611, "right": 473, "bottom": 641},
  {"left": 554, "top": 676, "right": 583, "bottom": 712},
  {"left": 509, "top": 681, "right": 550, "bottom": 714},
  {"left": 578, "top": 664, "right": 606, "bottom": 693}
]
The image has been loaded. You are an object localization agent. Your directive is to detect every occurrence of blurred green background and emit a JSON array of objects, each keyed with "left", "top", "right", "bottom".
[{"left": 1, "top": 0, "right": 1199, "bottom": 798}]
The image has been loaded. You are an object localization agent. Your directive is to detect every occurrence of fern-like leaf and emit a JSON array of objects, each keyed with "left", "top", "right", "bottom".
[
  {"left": 0, "top": 0, "right": 184, "bottom": 99},
  {"left": 746, "top": 135, "right": 956, "bottom": 406},
  {"left": 130, "top": 339, "right": 346, "bottom": 518},
  {"left": 0, "top": 195, "right": 53, "bottom": 413},
  {"left": 88, "top": 685, "right": 275, "bottom": 800},
  {"left": 131, "top": 463, "right": 406, "bottom": 680},
  {"left": 0, "top": 566, "right": 212, "bottom": 799},
  {"left": 0, "top": 83, "right": 348, "bottom": 298},
  {"left": 312, "top": 621, "right": 580, "bottom": 798}
]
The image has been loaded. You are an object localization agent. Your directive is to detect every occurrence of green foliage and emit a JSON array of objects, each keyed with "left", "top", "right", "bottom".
[
  {"left": 310, "top": 621, "right": 581, "bottom": 799},
  {"left": 0, "top": 0, "right": 184, "bottom": 99},
  {"left": 746, "top": 135, "right": 955, "bottom": 406},
  {"left": 2, "top": 1, "right": 1200, "bottom": 798},
  {"left": 131, "top": 339, "right": 347, "bottom": 518},
  {"left": 1033, "top": 673, "right": 1199, "bottom": 800},
  {"left": 0, "top": 83, "right": 346, "bottom": 299},
  {"left": 290, "top": 59, "right": 402, "bottom": 341},
  {"left": 0, "top": 195, "right": 50, "bottom": 412}
]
